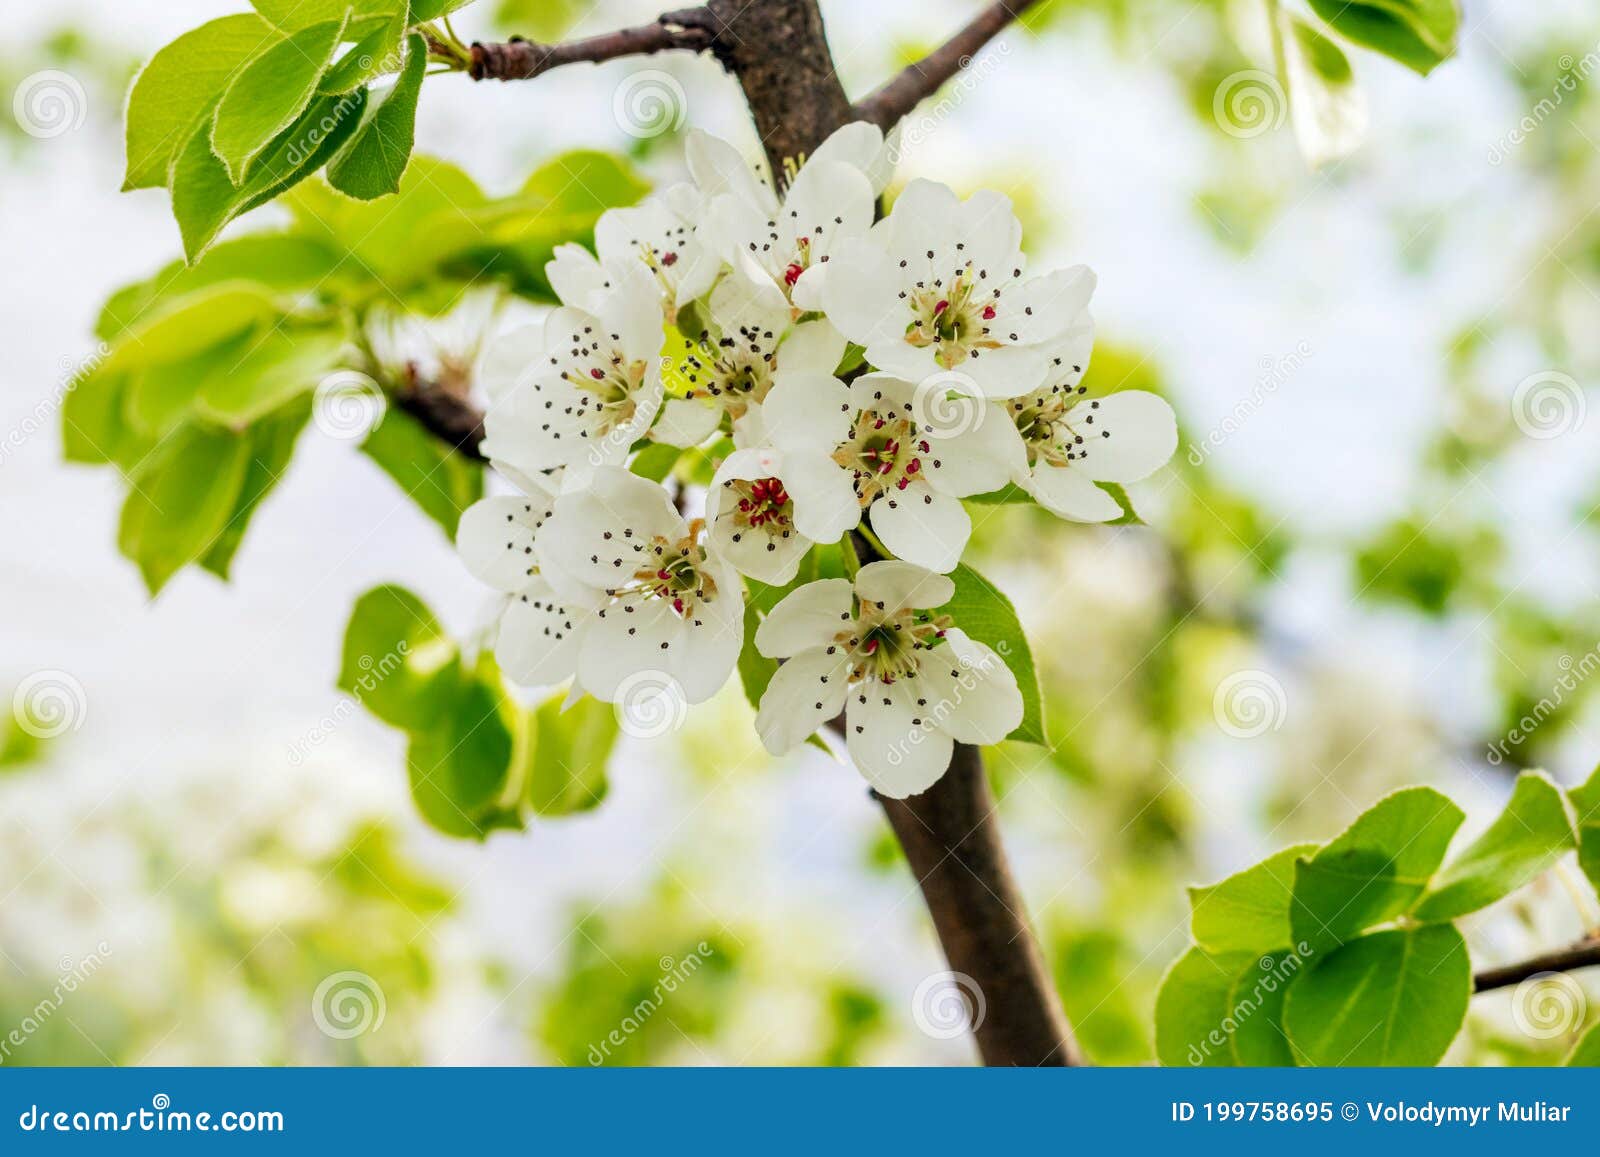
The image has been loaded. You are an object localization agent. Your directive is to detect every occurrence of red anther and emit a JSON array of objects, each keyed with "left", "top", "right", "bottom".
[
  {"left": 673, "top": 597, "right": 685, "bottom": 615},
  {"left": 783, "top": 262, "right": 804, "bottom": 286},
  {"left": 895, "top": 477, "right": 910, "bottom": 490},
  {"left": 864, "top": 638, "right": 879, "bottom": 654},
  {"left": 918, "top": 440, "right": 931, "bottom": 452},
  {"left": 661, "top": 251, "right": 679, "bottom": 266},
  {"left": 589, "top": 368, "right": 605, "bottom": 380},
  {"left": 906, "top": 458, "right": 921, "bottom": 474},
  {"left": 982, "top": 305, "right": 996, "bottom": 320},
  {"left": 933, "top": 299, "right": 949, "bottom": 316},
  {"left": 656, "top": 569, "right": 670, "bottom": 581}
]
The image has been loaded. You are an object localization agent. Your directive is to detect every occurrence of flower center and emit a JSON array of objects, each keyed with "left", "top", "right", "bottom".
[
  {"left": 732, "top": 476, "right": 792, "bottom": 529},
  {"left": 833, "top": 410, "right": 930, "bottom": 505},
  {"left": 904, "top": 264, "right": 1002, "bottom": 369},
  {"left": 1007, "top": 384, "right": 1097, "bottom": 469},
  {"left": 620, "top": 520, "right": 721, "bottom": 619},
  {"left": 837, "top": 605, "right": 952, "bottom": 684},
  {"left": 678, "top": 329, "right": 776, "bottom": 417},
  {"left": 564, "top": 355, "right": 648, "bottom": 439}
]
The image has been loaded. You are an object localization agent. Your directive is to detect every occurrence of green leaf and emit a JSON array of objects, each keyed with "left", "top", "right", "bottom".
[
  {"left": 1566, "top": 1022, "right": 1600, "bottom": 1066},
  {"left": 123, "top": 14, "right": 282, "bottom": 191},
  {"left": 1412, "top": 771, "right": 1576, "bottom": 921},
  {"left": 521, "top": 694, "right": 617, "bottom": 815},
  {"left": 359, "top": 408, "right": 484, "bottom": 538},
  {"left": 1054, "top": 931, "right": 1154, "bottom": 1065},
  {"left": 938, "top": 563, "right": 1045, "bottom": 745},
  {"left": 1306, "top": 0, "right": 1458, "bottom": 76},
  {"left": 251, "top": 0, "right": 401, "bottom": 30},
  {"left": 519, "top": 149, "right": 653, "bottom": 215},
  {"left": 1289, "top": 785, "right": 1463, "bottom": 954},
  {"left": 1154, "top": 947, "right": 1302, "bottom": 1066},
  {"left": 406, "top": 673, "right": 518, "bottom": 839},
  {"left": 116, "top": 425, "right": 252, "bottom": 595},
  {"left": 320, "top": 13, "right": 407, "bottom": 94},
  {"left": 338, "top": 584, "right": 462, "bottom": 730},
  {"left": 1279, "top": 11, "right": 1367, "bottom": 168},
  {"left": 211, "top": 17, "right": 348, "bottom": 183},
  {"left": 1098, "top": 481, "right": 1143, "bottom": 526},
  {"left": 1189, "top": 843, "right": 1319, "bottom": 954},
  {"left": 195, "top": 326, "right": 347, "bottom": 426},
  {"left": 327, "top": 33, "right": 427, "bottom": 199},
  {"left": 201, "top": 400, "right": 311, "bottom": 579},
  {"left": 1283, "top": 925, "right": 1470, "bottom": 1065},
  {"left": 172, "top": 88, "right": 369, "bottom": 261},
  {"left": 62, "top": 369, "right": 153, "bottom": 468},
  {"left": 103, "top": 282, "right": 282, "bottom": 375},
  {"left": 407, "top": 0, "right": 474, "bottom": 19},
  {"left": 1569, "top": 763, "right": 1600, "bottom": 899},
  {"left": 629, "top": 441, "right": 682, "bottom": 483}
]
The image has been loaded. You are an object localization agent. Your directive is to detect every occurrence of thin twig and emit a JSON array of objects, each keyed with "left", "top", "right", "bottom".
[
  {"left": 469, "top": 9, "right": 720, "bottom": 81},
  {"left": 852, "top": 0, "right": 1042, "bottom": 130},
  {"left": 1473, "top": 937, "right": 1600, "bottom": 993}
]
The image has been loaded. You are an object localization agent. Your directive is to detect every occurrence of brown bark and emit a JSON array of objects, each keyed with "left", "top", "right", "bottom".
[{"left": 1473, "top": 937, "right": 1600, "bottom": 993}]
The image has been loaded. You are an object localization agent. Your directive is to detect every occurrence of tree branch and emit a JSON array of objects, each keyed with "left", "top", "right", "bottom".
[
  {"left": 393, "top": 372, "right": 486, "bottom": 462},
  {"left": 1473, "top": 937, "right": 1600, "bottom": 993},
  {"left": 852, "top": 0, "right": 1042, "bottom": 131},
  {"left": 469, "top": 9, "right": 720, "bottom": 82}
]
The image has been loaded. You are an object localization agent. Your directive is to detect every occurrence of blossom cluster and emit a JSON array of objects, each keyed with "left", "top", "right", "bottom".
[{"left": 457, "top": 123, "right": 1177, "bottom": 797}]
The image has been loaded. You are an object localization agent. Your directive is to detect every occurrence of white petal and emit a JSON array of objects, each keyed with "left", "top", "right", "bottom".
[
  {"left": 868, "top": 485, "right": 971, "bottom": 574},
  {"left": 883, "top": 179, "right": 963, "bottom": 271},
  {"left": 778, "top": 318, "right": 847, "bottom": 377},
  {"left": 755, "top": 646, "right": 850, "bottom": 754},
  {"left": 845, "top": 681, "right": 953, "bottom": 799},
  {"left": 1038, "top": 313, "right": 1095, "bottom": 389},
  {"left": 536, "top": 466, "right": 685, "bottom": 590},
  {"left": 819, "top": 239, "right": 906, "bottom": 347},
  {"left": 673, "top": 588, "right": 744, "bottom": 702},
  {"left": 782, "top": 159, "right": 874, "bottom": 267},
  {"left": 956, "top": 342, "right": 1049, "bottom": 400},
  {"left": 781, "top": 451, "right": 861, "bottom": 543},
  {"left": 545, "top": 244, "right": 607, "bottom": 310},
  {"left": 1072, "top": 390, "right": 1177, "bottom": 483},
  {"left": 954, "top": 189, "right": 1024, "bottom": 281},
  {"left": 496, "top": 581, "right": 588, "bottom": 687},
  {"left": 917, "top": 629, "right": 1023, "bottom": 745},
  {"left": 805, "top": 122, "right": 887, "bottom": 190},
  {"left": 686, "top": 129, "right": 775, "bottom": 213},
  {"left": 578, "top": 598, "right": 685, "bottom": 701},
  {"left": 921, "top": 403, "right": 1028, "bottom": 497},
  {"left": 594, "top": 259, "right": 668, "bottom": 359},
  {"left": 754, "top": 578, "right": 854, "bottom": 659},
  {"left": 762, "top": 371, "right": 853, "bottom": 452},
  {"left": 457, "top": 494, "right": 554, "bottom": 592},
  {"left": 1027, "top": 463, "right": 1121, "bottom": 522},
  {"left": 852, "top": 560, "right": 953, "bottom": 613},
  {"left": 478, "top": 323, "right": 544, "bottom": 404},
  {"left": 989, "top": 265, "right": 1096, "bottom": 346},
  {"left": 653, "top": 396, "right": 721, "bottom": 447}
]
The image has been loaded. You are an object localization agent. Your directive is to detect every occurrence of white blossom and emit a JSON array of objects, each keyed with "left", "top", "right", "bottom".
[
  {"left": 547, "top": 186, "right": 719, "bottom": 315},
  {"left": 754, "top": 561, "right": 1022, "bottom": 797}
]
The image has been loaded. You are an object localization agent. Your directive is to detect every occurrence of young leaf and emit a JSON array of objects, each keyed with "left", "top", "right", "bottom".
[
  {"left": 1566, "top": 1022, "right": 1600, "bottom": 1066},
  {"left": 1188, "top": 842, "right": 1319, "bottom": 955},
  {"left": 61, "top": 369, "right": 152, "bottom": 468},
  {"left": 1568, "top": 763, "right": 1600, "bottom": 898},
  {"left": 326, "top": 33, "right": 427, "bottom": 200},
  {"left": 1154, "top": 947, "right": 1301, "bottom": 1067},
  {"left": 194, "top": 326, "right": 347, "bottom": 426},
  {"left": 1283, "top": 924, "right": 1470, "bottom": 1066},
  {"left": 1289, "top": 785, "right": 1464, "bottom": 954},
  {"left": 1279, "top": 11, "right": 1368, "bottom": 168},
  {"left": 1411, "top": 770, "right": 1576, "bottom": 922},
  {"left": 338, "top": 584, "right": 462, "bottom": 731},
  {"left": 1306, "top": 0, "right": 1458, "bottom": 77},
  {"left": 1098, "top": 481, "right": 1143, "bottom": 526},
  {"left": 359, "top": 408, "right": 485, "bottom": 538},
  {"left": 116, "top": 425, "right": 252, "bottom": 596},
  {"left": 211, "top": 17, "right": 348, "bottom": 182},
  {"left": 522, "top": 694, "right": 617, "bottom": 816},
  {"left": 320, "top": 13, "right": 407, "bottom": 94},
  {"left": 938, "top": 563, "right": 1046, "bottom": 745},
  {"left": 123, "top": 14, "right": 282, "bottom": 190},
  {"left": 406, "top": 674, "right": 518, "bottom": 839},
  {"left": 103, "top": 282, "right": 282, "bottom": 375},
  {"left": 250, "top": 0, "right": 402, "bottom": 32},
  {"left": 201, "top": 400, "right": 312, "bottom": 579}
]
